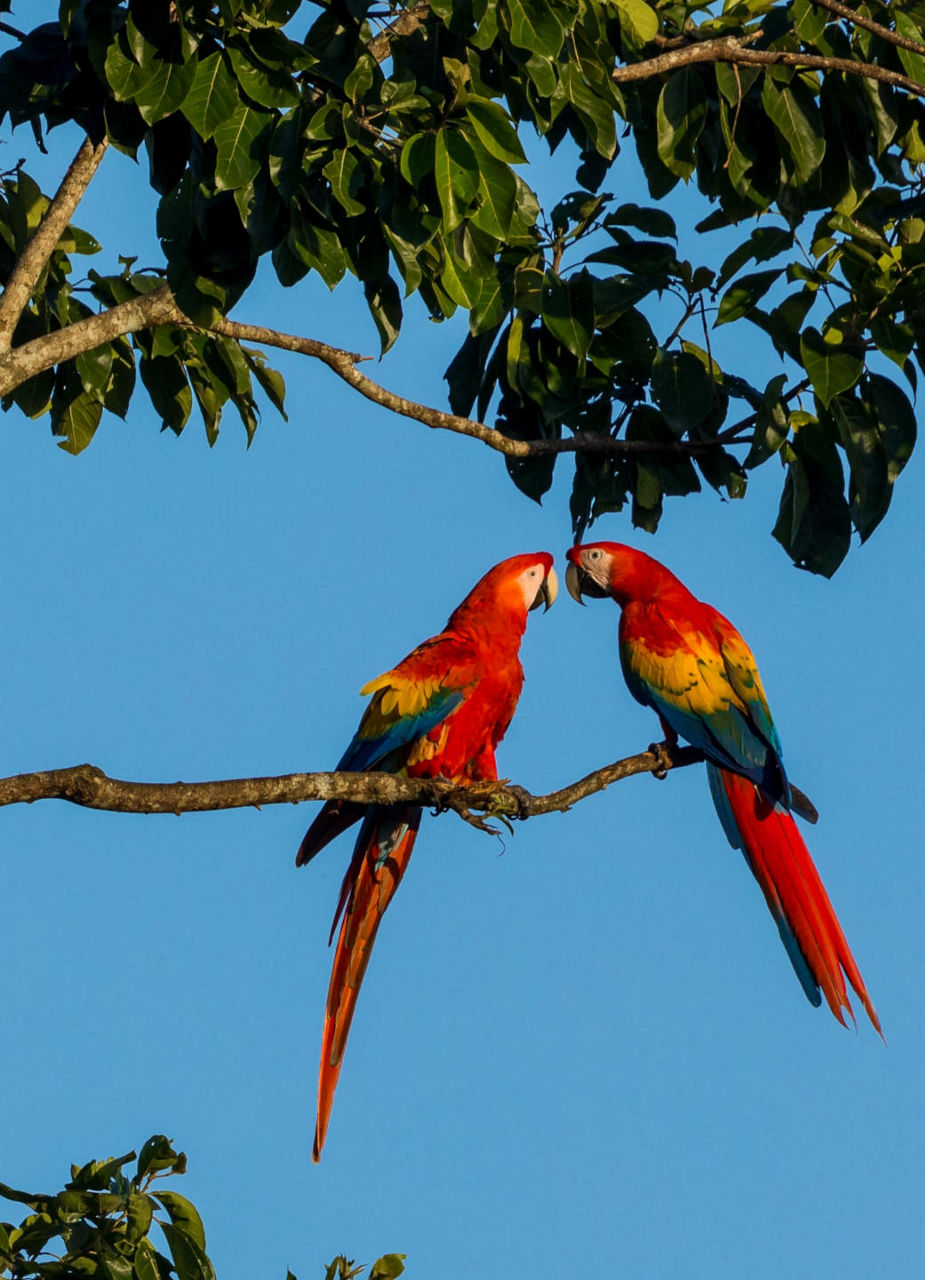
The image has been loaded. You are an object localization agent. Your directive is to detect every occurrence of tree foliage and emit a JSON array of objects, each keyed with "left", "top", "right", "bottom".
[
  {"left": 0, "top": 0, "right": 924, "bottom": 572},
  {"left": 0, "top": 1135, "right": 403, "bottom": 1280}
]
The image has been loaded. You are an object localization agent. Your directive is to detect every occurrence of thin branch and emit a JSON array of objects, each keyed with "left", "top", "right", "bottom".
[
  {"left": 810, "top": 0, "right": 925, "bottom": 58},
  {"left": 0, "top": 136, "right": 108, "bottom": 353},
  {"left": 0, "top": 285, "right": 779, "bottom": 463},
  {"left": 0, "top": 749, "right": 819, "bottom": 830},
  {"left": 197, "top": 315, "right": 740, "bottom": 460},
  {"left": 0, "top": 750, "right": 701, "bottom": 817},
  {"left": 612, "top": 34, "right": 925, "bottom": 96}
]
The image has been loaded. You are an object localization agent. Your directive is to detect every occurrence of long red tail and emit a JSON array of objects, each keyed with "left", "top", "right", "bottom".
[
  {"left": 313, "top": 806, "right": 421, "bottom": 1162},
  {"left": 712, "top": 767, "right": 881, "bottom": 1034}
]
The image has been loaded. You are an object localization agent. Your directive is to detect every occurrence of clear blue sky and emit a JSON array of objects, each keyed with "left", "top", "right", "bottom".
[{"left": 4, "top": 9, "right": 925, "bottom": 1278}]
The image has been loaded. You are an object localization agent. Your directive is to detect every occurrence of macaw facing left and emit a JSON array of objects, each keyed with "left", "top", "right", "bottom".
[
  {"left": 566, "top": 541, "right": 881, "bottom": 1035},
  {"left": 298, "top": 552, "right": 557, "bottom": 1162}
]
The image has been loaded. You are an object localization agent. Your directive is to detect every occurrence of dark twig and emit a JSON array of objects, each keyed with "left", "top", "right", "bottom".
[{"left": 612, "top": 34, "right": 925, "bottom": 96}]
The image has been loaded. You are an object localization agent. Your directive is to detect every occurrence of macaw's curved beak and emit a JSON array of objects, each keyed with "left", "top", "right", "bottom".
[
  {"left": 530, "top": 566, "right": 558, "bottom": 612},
  {"left": 565, "top": 561, "right": 609, "bottom": 604},
  {"left": 565, "top": 562, "right": 585, "bottom": 606}
]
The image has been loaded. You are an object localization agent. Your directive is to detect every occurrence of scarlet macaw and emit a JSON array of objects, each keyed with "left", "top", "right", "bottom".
[
  {"left": 565, "top": 541, "right": 880, "bottom": 1033},
  {"left": 298, "top": 552, "right": 558, "bottom": 1161}
]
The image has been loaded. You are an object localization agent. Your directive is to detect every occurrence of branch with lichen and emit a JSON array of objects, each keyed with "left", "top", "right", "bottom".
[{"left": 0, "top": 747, "right": 818, "bottom": 836}]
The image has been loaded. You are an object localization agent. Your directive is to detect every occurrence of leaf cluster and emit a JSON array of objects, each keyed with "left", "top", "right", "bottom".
[
  {"left": 2, "top": 0, "right": 925, "bottom": 569},
  {"left": 0, "top": 1135, "right": 211, "bottom": 1280},
  {"left": 0, "top": 1136, "right": 403, "bottom": 1280}
]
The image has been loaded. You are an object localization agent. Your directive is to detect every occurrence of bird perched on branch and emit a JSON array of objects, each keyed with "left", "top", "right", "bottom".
[
  {"left": 565, "top": 540, "right": 880, "bottom": 1035},
  {"left": 298, "top": 552, "right": 558, "bottom": 1161}
]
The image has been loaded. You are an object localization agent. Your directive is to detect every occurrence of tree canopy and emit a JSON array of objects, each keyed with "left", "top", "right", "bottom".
[
  {"left": 0, "top": 0, "right": 923, "bottom": 576},
  {"left": 0, "top": 1135, "right": 403, "bottom": 1280}
]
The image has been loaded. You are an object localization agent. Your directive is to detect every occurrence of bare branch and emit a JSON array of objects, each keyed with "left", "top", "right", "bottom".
[
  {"left": 194, "top": 315, "right": 738, "bottom": 461},
  {"left": 0, "top": 284, "right": 768, "bottom": 463},
  {"left": 810, "top": 0, "right": 925, "bottom": 58},
  {"left": 0, "top": 748, "right": 818, "bottom": 831},
  {"left": 0, "top": 285, "right": 176, "bottom": 397},
  {"left": 612, "top": 34, "right": 925, "bottom": 96},
  {"left": 0, "top": 136, "right": 108, "bottom": 353}
]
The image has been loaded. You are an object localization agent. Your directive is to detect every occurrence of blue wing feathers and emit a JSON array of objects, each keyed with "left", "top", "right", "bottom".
[{"left": 336, "top": 687, "right": 465, "bottom": 772}]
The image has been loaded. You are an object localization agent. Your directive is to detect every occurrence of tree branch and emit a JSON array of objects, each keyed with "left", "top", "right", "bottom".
[
  {"left": 191, "top": 315, "right": 742, "bottom": 461},
  {"left": 0, "top": 748, "right": 819, "bottom": 831},
  {"left": 0, "top": 285, "right": 177, "bottom": 396},
  {"left": 0, "top": 136, "right": 108, "bottom": 353},
  {"left": 810, "top": 0, "right": 925, "bottom": 58},
  {"left": 0, "top": 285, "right": 772, "bottom": 463},
  {"left": 612, "top": 34, "right": 925, "bottom": 96}
]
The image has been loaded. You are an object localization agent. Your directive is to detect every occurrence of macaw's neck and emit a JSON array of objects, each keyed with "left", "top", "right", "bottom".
[
  {"left": 447, "top": 591, "right": 528, "bottom": 652},
  {"left": 609, "top": 547, "right": 698, "bottom": 612}
]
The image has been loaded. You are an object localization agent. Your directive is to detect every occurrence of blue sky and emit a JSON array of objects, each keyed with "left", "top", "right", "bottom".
[{"left": 3, "top": 8, "right": 925, "bottom": 1278}]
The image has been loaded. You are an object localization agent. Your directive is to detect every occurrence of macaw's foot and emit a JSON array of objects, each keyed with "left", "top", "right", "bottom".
[
  {"left": 505, "top": 784, "right": 532, "bottom": 820},
  {"left": 648, "top": 740, "right": 675, "bottom": 780}
]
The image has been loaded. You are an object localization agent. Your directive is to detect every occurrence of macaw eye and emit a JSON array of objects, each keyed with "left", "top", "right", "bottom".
[
  {"left": 589, "top": 549, "right": 601, "bottom": 561},
  {"left": 528, "top": 568, "right": 537, "bottom": 576}
]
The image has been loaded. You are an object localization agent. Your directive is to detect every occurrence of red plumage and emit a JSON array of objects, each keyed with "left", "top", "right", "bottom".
[
  {"left": 566, "top": 540, "right": 880, "bottom": 1034},
  {"left": 300, "top": 552, "right": 556, "bottom": 1160}
]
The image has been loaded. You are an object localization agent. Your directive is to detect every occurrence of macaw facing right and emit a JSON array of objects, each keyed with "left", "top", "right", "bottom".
[
  {"left": 298, "top": 552, "right": 557, "bottom": 1161},
  {"left": 566, "top": 540, "right": 881, "bottom": 1035}
]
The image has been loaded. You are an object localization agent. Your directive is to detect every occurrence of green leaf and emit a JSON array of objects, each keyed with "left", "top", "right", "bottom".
[
  {"left": 716, "top": 269, "right": 783, "bottom": 325},
  {"left": 181, "top": 52, "right": 238, "bottom": 139},
  {"left": 153, "top": 1193, "right": 205, "bottom": 1249},
  {"left": 656, "top": 69, "right": 707, "bottom": 180},
  {"left": 561, "top": 62, "right": 617, "bottom": 159},
  {"left": 52, "top": 385, "right": 103, "bottom": 455},
  {"left": 244, "top": 349, "right": 287, "bottom": 419},
  {"left": 895, "top": 13, "right": 925, "bottom": 84},
  {"left": 650, "top": 349, "right": 714, "bottom": 433},
  {"left": 542, "top": 271, "right": 594, "bottom": 361},
  {"left": 831, "top": 395, "right": 890, "bottom": 541},
  {"left": 716, "top": 225, "right": 792, "bottom": 290},
  {"left": 364, "top": 274, "right": 403, "bottom": 354},
  {"left": 761, "top": 78, "right": 825, "bottom": 182},
  {"left": 323, "top": 149, "right": 366, "bottom": 217},
  {"left": 605, "top": 203, "right": 676, "bottom": 240},
  {"left": 792, "top": 0, "right": 828, "bottom": 42},
  {"left": 139, "top": 356, "right": 193, "bottom": 433},
  {"left": 800, "top": 328, "right": 863, "bottom": 407},
  {"left": 369, "top": 1255, "right": 406, "bottom": 1280},
  {"left": 866, "top": 373, "right": 916, "bottom": 483},
  {"left": 500, "top": 404, "right": 559, "bottom": 503},
  {"left": 76, "top": 343, "right": 114, "bottom": 399},
  {"left": 773, "top": 422, "right": 851, "bottom": 576},
  {"left": 615, "top": 0, "right": 659, "bottom": 43},
  {"left": 504, "top": 0, "right": 564, "bottom": 58},
  {"left": 125, "top": 1192, "right": 154, "bottom": 1242},
  {"left": 160, "top": 1223, "right": 216, "bottom": 1280},
  {"left": 227, "top": 41, "right": 298, "bottom": 109},
  {"left": 434, "top": 129, "right": 478, "bottom": 230},
  {"left": 870, "top": 316, "right": 914, "bottom": 372},
  {"left": 470, "top": 152, "right": 519, "bottom": 238},
  {"left": 104, "top": 32, "right": 157, "bottom": 103},
  {"left": 400, "top": 132, "right": 435, "bottom": 187},
  {"left": 744, "top": 374, "right": 788, "bottom": 469},
  {"left": 134, "top": 1239, "right": 161, "bottom": 1280},
  {"left": 214, "top": 103, "right": 266, "bottom": 190},
  {"left": 134, "top": 56, "right": 197, "bottom": 125},
  {"left": 465, "top": 100, "right": 526, "bottom": 164}
]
